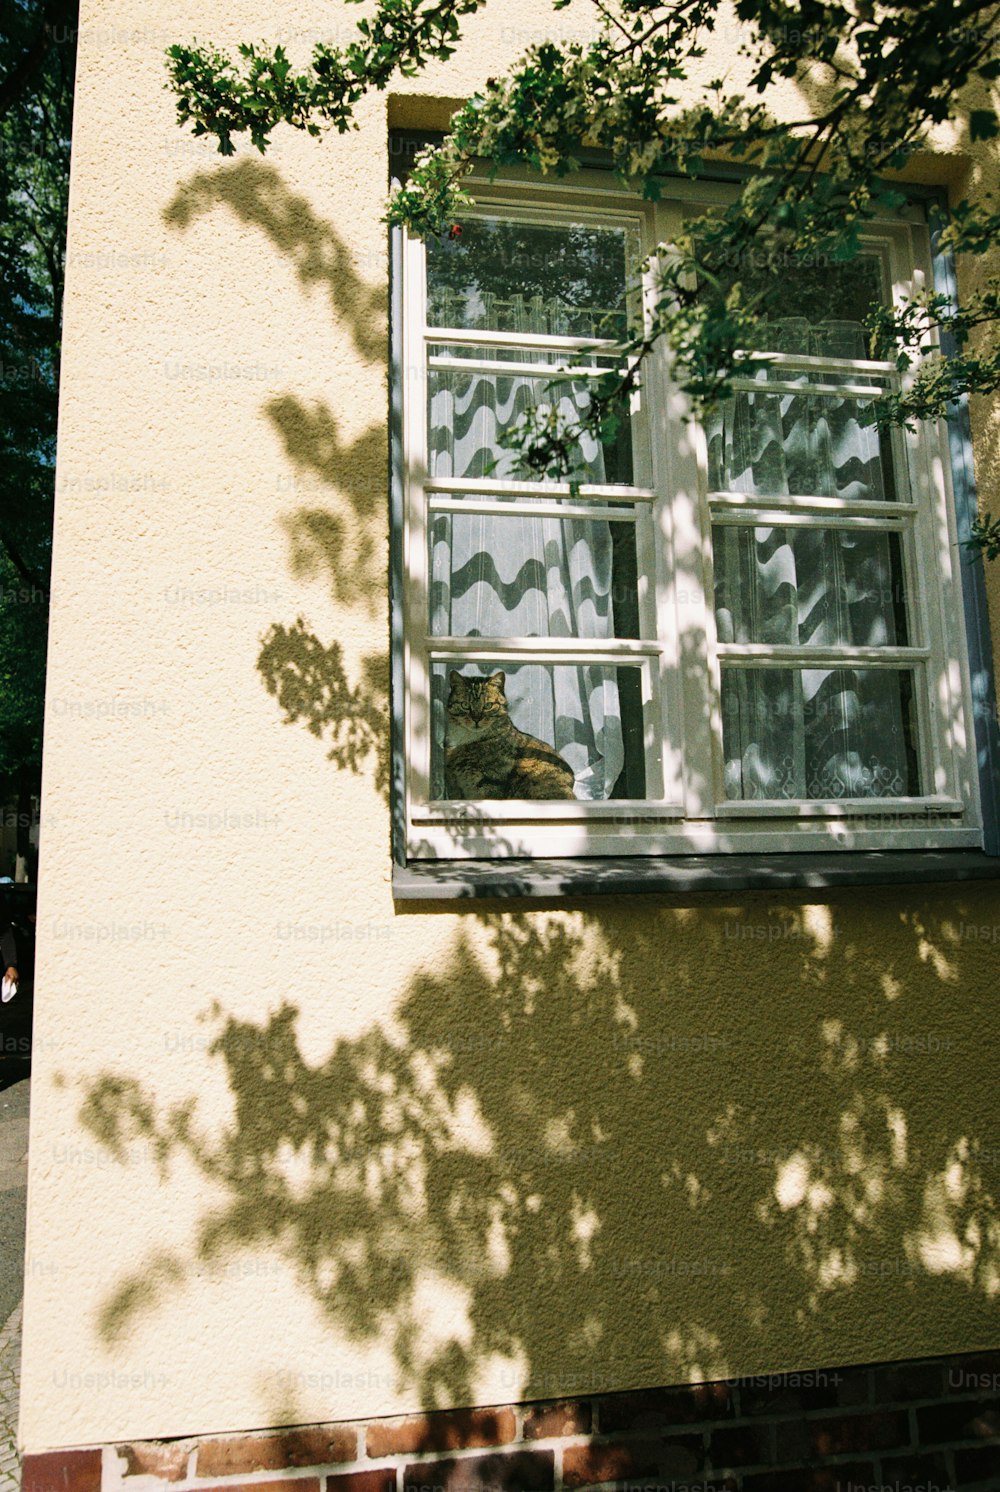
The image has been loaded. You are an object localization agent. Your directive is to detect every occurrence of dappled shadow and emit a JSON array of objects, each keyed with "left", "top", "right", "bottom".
[
  {"left": 267, "top": 394, "right": 386, "bottom": 612},
  {"left": 163, "top": 159, "right": 386, "bottom": 364},
  {"left": 77, "top": 894, "right": 1000, "bottom": 1409},
  {"left": 130, "top": 147, "right": 1000, "bottom": 1426},
  {"left": 257, "top": 618, "right": 389, "bottom": 799},
  {"left": 163, "top": 158, "right": 390, "bottom": 779}
]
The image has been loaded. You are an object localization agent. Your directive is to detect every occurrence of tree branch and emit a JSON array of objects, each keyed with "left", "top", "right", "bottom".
[{"left": 0, "top": 523, "right": 48, "bottom": 600}]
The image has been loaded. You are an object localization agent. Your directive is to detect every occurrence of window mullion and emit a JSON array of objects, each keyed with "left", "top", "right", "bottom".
[
  {"left": 718, "top": 645, "right": 930, "bottom": 664},
  {"left": 888, "top": 226, "right": 969, "bottom": 808},
  {"left": 403, "top": 228, "right": 433, "bottom": 817},
  {"left": 429, "top": 475, "right": 657, "bottom": 501},
  {"left": 652, "top": 197, "right": 717, "bottom": 818},
  {"left": 427, "top": 497, "right": 640, "bottom": 522},
  {"left": 709, "top": 493, "right": 916, "bottom": 517}
]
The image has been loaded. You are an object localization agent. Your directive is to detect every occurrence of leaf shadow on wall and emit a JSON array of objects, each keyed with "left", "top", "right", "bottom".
[
  {"left": 163, "top": 160, "right": 390, "bottom": 795},
  {"left": 162, "top": 159, "right": 386, "bottom": 365},
  {"left": 267, "top": 393, "right": 387, "bottom": 615},
  {"left": 257, "top": 618, "right": 389, "bottom": 799},
  {"left": 141, "top": 157, "right": 1000, "bottom": 1443},
  {"left": 77, "top": 896, "right": 1000, "bottom": 1437}
]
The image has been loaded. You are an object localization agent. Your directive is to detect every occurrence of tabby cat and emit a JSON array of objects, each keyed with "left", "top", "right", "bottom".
[{"left": 444, "top": 671, "right": 577, "bottom": 800}]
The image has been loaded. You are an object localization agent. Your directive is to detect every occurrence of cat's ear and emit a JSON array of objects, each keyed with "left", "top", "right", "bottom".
[
  {"left": 449, "top": 670, "right": 463, "bottom": 688},
  {"left": 490, "top": 670, "right": 506, "bottom": 690}
]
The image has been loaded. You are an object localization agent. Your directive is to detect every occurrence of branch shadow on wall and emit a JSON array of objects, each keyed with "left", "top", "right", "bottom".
[
  {"left": 163, "top": 160, "right": 390, "bottom": 796},
  {"left": 257, "top": 618, "right": 389, "bottom": 799},
  {"left": 77, "top": 895, "right": 1000, "bottom": 1437},
  {"left": 135, "top": 156, "right": 1000, "bottom": 1447},
  {"left": 267, "top": 394, "right": 387, "bottom": 615},
  {"left": 162, "top": 159, "right": 386, "bottom": 365}
]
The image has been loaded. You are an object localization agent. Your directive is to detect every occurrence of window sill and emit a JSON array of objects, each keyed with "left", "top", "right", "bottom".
[{"left": 392, "top": 849, "right": 1000, "bottom": 901}]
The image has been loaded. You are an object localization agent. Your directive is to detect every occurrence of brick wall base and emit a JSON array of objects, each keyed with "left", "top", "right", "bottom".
[{"left": 21, "top": 1349, "right": 1000, "bottom": 1492}]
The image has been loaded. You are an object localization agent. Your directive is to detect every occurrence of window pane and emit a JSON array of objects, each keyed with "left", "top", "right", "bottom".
[
  {"left": 708, "top": 251, "right": 886, "bottom": 355},
  {"left": 714, "top": 525, "right": 908, "bottom": 647},
  {"left": 426, "top": 217, "right": 636, "bottom": 339},
  {"left": 706, "top": 372, "right": 897, "bottom": 501},
  {"left": 431, "top": 512, "right": 641, "bottom": 639},
  {"left": 431, "top": 661, "right": 650, "bottom": 801},
  {"left": 427, "top": 346, "right": 635, "bottom": 486},
  {"left": 721, "top": 666, "right": 920, "bottom": 799}
]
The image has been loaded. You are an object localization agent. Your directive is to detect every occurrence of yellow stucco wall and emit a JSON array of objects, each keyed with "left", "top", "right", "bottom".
[{"left": 19, "top": 0, "right": 1000, "bottom": 1453}]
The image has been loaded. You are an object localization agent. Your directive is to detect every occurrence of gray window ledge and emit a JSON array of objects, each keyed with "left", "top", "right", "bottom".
[{"left": 393, "top": 850, "right": 1000, "bottom": 901}]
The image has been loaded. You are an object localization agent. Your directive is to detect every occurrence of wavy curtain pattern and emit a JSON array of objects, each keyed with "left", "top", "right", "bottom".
[
  {"left": 706, "top": 320, "right": 916, "bottom": 800},
  {"left": 429, "top": 293, "right": 626, "bottom": 800},
  {"left": 705, "top": 321, "right": 890, "bottom": 503}
]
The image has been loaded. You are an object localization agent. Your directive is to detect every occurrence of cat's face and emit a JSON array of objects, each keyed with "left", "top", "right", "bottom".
[{"left": 447, "top": 670, "right": 508, "bottom": 728}]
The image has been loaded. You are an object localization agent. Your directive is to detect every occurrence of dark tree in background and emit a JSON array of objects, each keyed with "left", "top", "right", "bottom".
[{"left": 0, "top": 0, "right": 75, "bottom": 879}]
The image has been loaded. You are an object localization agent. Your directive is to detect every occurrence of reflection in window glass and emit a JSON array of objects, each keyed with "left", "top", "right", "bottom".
[
  {"left": 705, "top": 247, "right": 886, "bottom": 355},
  {"left": 426, "top": 216, "right": 637, "bottom": 339}
]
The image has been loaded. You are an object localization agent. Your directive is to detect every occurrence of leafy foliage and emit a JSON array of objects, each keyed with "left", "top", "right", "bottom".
[
  {"left": 0, "top": 0, "right": 75, "bottom": 786},
  {"left": 967, "top": 510, "right": 1000, "bottom": 562},
  {"left": 167, "top": 0, "right": 1000, "bottom": 517}
]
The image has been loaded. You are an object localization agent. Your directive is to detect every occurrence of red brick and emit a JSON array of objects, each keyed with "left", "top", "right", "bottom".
[
  {"left": 918, "top": 1397, "right": 1000, "bottom": 1444},
  {"left": 197, "top": 1429, "right": 356, "bottom": 1477},
  {"left": 521, "top": 1400, "right": 592, "bottom": 1439},
  {"left": 402, "top": 1450, "right": 553, "bottom": 1491},
  {"left": 772, "top": 1417, "right": 809, "bottom": 1461},
  {"left": 659, "top": 1438, "right": 703, "bottom": 1478},
  {"left": 197, "top": 1482, "right": 320, "bottom": 1492},
  {"left": 742, "top": 1463, "right": 876, "bottom": 1492},
  {"left": 21, "top": 1451, "right": 102, "bottom": 1492},
  {"left": 738, "top": 1371, "right": 852, "bottom": 1417},
  {"left": 561, "top": 1435, "right": 701, "bottom": 1488},
  {"left": 774, "top": 1409, "right": 908, "bottom": 1459},
  {"left": 945, "top": 1357, "right": 1000, "bottom": 1397},
  {"left": 833, "top": 1367, "right": 872, "bottom": 1407},
  {"left": 955, "top": 1442, "right": 1000, "bottom": 1485},
  {"left": 366, "top": 1408, "right": 515, "bottom": 1458},
  {"left": 562, "top": 1441, "right": 659, "bottom": 1487},
  {"left": 326, "top": 1474, "right": 396, "bottom": 1492},
  {"left": 880, "top": 1450, "right": 951, "bottom": 1487},
  {"left": 709, "top": 1422, "right": 772, "bottom": 1469},
  {"left": 117, "top": 1443, "right": 190, "bottom": 1481},
  {"left": 945, "top": 1351, "right": 1000, "bottom": 1379},
  {"left": 598, "top": 1382, "right": 731, "bottom": 1432},
  {"left": 873, "top": 1360, "right": 944, "bottom": 1402}
]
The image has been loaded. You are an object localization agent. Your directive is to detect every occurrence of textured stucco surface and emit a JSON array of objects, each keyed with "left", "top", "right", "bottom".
[{"left": 19, "top": 0, "right": 1000, "bottom": 1453}]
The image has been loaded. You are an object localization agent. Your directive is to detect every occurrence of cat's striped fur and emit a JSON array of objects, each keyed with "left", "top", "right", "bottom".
[{"left": 444, "top": 671, "right": 576, "bottom": 800}]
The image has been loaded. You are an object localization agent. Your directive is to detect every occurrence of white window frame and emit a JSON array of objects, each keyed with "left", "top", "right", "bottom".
[{"left": 398, "top": 167, "right": 984, "bottom": 861}]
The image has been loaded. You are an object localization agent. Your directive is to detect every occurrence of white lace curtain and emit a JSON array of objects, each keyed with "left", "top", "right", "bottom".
[
  {"left": 429, "top": 293, "right": 626, "bottom": 799},
  {"left": 430, "top": 312, "right": 913, "bottom": 803},
  {"left": 706, "top": 319, "right": 913, "bottom": 799}
]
